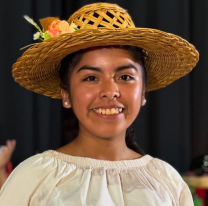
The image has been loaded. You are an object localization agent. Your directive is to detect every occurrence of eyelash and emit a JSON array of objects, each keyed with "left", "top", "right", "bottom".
[
  {"left": 83, "top": 75, "right": 134, "bottom": 82},
  {"left": 118, "top": 75, "right": 134, "bottom": 81},
  {"left": 83, "top": 76, "right": 98, "bottom": 82}
]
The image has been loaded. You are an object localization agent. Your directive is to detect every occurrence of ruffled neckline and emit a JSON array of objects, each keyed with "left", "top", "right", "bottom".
[{"left": 44, "top": 150, "right": 153, "bottom": 169}]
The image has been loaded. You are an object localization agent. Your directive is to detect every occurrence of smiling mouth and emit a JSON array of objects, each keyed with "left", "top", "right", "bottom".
[{"left": 92, "top": 108, "right": 124, "bottom": 115}]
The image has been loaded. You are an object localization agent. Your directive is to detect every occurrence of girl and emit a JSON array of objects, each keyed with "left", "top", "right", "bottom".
[{"left": 0, "top": 3, "right": 199, "bottom": 206}]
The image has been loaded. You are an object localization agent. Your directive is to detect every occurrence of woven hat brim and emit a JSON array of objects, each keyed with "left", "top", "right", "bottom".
[{"left": 12, "top": 28, "right": 199, "bottom": 98}]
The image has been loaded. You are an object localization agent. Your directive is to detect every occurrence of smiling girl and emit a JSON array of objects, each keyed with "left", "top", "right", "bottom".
[
  {"left": 58, "top": 46, "right": 145, "bottom": 161},
  {"left": 0, "top": 3, "right": 199, "bottom": 206}
]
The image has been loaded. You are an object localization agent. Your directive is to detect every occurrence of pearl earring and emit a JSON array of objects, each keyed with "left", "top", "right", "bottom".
[
  {"left": 64, "top": 102, "right": 68, "bottom": 105},
  {"left": 142, "top": 99, "right": 147, "bottom": 105}
]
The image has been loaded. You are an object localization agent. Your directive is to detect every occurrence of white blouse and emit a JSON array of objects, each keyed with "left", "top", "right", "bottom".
[{"left": 0, "top": 150, "right": 193, "bottom": 206}]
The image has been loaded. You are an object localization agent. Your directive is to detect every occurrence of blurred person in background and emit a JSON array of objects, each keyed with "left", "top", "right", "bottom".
[{"left": 0, "top": 140, "right": 16, "bottom": 189}]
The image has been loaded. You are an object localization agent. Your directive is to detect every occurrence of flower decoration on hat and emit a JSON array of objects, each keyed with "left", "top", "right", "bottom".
[{"left": 24, "top": 15, "right": 78, "bottom": 41}]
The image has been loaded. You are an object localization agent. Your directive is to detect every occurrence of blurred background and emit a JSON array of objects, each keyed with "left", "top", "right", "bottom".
[{"left": 0, "top": 0, "right": 207, "bottom": 176}]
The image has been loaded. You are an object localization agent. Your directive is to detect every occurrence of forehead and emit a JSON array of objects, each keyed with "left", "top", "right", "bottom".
[{"left": 77, "top": 46, "right": 138, "bottom": 66}]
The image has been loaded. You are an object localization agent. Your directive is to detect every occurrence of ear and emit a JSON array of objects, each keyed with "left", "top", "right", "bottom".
[{"left": 61, "top": 89, "right": 71, "bottom": 108}]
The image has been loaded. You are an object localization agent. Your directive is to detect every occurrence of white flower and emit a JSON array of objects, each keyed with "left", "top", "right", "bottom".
[{"left": 33, "top": 32, "right": 40, "bottom": 40}]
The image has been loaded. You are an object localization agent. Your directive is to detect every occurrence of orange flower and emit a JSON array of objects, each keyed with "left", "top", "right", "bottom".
[{"left": 47, "top": 20, "right": 77, "bottom": 37}]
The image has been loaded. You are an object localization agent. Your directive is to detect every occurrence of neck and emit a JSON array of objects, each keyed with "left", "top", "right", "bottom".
[{"left": 59, "top": 126, "right": 140, "bottom": 161}]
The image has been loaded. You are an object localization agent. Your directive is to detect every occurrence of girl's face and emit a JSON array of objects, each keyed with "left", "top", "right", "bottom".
[{"left": 62, "top": 47, "right": 145, "bottom": 139}]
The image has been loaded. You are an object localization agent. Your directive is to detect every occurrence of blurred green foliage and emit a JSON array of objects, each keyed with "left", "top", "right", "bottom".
[{"left": 190, "top": 187, "right": 203, "bottom": 206}]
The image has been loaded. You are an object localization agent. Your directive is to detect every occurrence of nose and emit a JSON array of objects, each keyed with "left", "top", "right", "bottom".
[{"left": 99, "top": 79, "right": 120, "bottom": 100}]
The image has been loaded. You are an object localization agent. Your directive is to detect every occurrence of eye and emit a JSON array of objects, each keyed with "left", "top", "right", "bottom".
[
  {"left": 119, "top": 75, "right": 134, "bottom": 81},
  {"left": 83, "top": 76, "right": 98, "bottom": 82}
]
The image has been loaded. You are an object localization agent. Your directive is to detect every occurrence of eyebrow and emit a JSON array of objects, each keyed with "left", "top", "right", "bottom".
[{"left": 77, "top": 64, "right": 138, "bottom": 73}]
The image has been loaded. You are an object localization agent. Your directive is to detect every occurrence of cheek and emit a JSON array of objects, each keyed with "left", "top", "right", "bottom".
[
  {"left": 121, "top": 82, "right": 143, "bottom": 113},
  {"left": 132, "top": 85, "right": 142, "bottom": 101},
  {"left": 70, "top": 84, "right": 97, "bottom": 111}
]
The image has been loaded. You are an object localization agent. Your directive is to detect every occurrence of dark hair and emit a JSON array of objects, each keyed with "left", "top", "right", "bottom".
[{"left": 60, "top": 46, "right": 146, "bottom": 155}]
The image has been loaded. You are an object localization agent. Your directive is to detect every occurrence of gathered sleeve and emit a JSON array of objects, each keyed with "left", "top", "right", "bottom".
[
  {"left": 150, "top": 158, "right": 194, "bottom": 206},
  {"left": 0, "top": 153, "right": 61, "bottom": 206}
]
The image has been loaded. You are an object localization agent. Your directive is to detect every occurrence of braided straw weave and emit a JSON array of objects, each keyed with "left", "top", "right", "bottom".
[{"left": 12, "top": 3, "right": 199, "bottom": 98}]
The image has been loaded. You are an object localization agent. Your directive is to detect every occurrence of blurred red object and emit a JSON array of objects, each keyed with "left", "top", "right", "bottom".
[
  {"left": 195, "top": 188, "right": 206, "bottom": 206},
  {"left": 6, "top": 162, "right": 13, "bottom": 176}
]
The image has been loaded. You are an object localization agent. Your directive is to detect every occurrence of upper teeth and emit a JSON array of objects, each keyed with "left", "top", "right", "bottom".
[{"left": 93, "top": 108, "right": 123, "bottom": 115}]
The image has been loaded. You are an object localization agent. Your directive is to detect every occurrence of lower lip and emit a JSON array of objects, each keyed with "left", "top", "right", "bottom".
[{"left": 92, "top": 110, "right": 124, "bottom": 119}]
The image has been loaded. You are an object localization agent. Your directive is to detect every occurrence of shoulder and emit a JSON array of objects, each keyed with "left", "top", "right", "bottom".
[
  {"left": 146, "top": 156, "right": 193, "bottom": 206},
  {"left": 10, "top": 150, "right": 56, "bottom": 174},
  {"left": 0, "top": 151, "right": 61, "bottom": 205},
  {"left": 147, "top": 156, "right": 185, "bottom": 189},
  {"left": 0, "top": 150, "right": 57, "bottom": 189},
  {"left": 149, "top": 157, "right": 182, "bottom": 180}
]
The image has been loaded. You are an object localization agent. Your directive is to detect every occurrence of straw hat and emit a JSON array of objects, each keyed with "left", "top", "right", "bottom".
[{"left": 12, "top": 3, "right": 199, "bottom": 98}]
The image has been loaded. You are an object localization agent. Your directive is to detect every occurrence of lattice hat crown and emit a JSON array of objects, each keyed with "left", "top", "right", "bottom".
[{"left": 67, "top": 3, "right": 135, "bottom": 30}]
